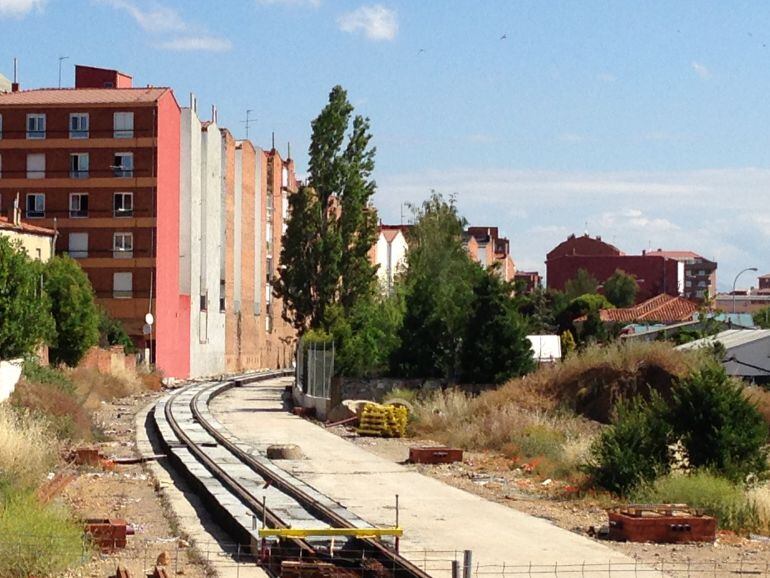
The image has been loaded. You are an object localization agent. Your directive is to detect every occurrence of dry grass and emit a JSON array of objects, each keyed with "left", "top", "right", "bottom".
[
  {"left": 749, "top": 483, "right": 770, "bottom": 535},
  {"left": 745, "top": 385, "right": 770, "bottom": 428},
  {"left": 487, "top": 341, "right": 707, "bottom": 422},
  {"left": 0, "top": 404, "right": 58, "bottom": 489},
  {"left": 70, "top": 366, "right": 143, "bottom": 413}
]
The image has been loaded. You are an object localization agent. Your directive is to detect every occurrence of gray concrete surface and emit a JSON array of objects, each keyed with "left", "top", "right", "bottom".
[{"left": 211, "top": 379, "right": 654, "bottom": 577}]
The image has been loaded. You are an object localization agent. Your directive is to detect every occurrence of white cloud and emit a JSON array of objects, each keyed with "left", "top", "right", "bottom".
[
  {"left": 337, "top": 4, "right": 397, "bottom": 41},
  {"left": 692, "top": 61, "right": 711, "bottom": 79},
  {"left": 375, "top": 167, "right": 770, "bottom": 287},
  {"left": 256, "top": 0, "right": 320, "bottom": 6},
  {"left": 159, "top": 35, "right": 233, "bottom": 52},
  {"left": 97, "top": 0, "right": 232, "bottom": 52},
  {"left": 0, "top": 0, "right": 45, "bottom": 18},
  {"left": 97, "top": 0, "right": 185, "bottom": 32}
]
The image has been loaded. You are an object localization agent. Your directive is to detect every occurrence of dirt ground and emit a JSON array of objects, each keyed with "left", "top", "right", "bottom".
[
  {"left": 326, "top": 423, "right": 770, "bottom": 572},
  {"left": 57, "top": 390, "right": 211, "bottom": 578}
]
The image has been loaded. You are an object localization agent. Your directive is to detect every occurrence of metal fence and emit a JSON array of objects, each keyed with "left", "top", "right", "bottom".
[{"left": 296, "top": 337, "right": 335, "bottom": 399}]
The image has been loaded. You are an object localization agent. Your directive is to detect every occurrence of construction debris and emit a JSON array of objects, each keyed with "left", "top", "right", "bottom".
[
  {"left": 84, "top": 518, "right": 135, "bottom": 551},
  {"left": 607, "top": 504, "right": 716, "bottom": 543},
  {"left": 408, "top": 446, "right": 463, "bottom": 464},
  {"left": 356, "top": 403, "right": 408, "bottom": 437}
]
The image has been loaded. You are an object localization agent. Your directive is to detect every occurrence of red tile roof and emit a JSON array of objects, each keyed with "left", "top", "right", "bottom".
[
  {"left": 645, "top": 250, "right": 703, "bottom": 260},
  {"left": 0, "top": 87, "right": 170, "bottom": 106},
  {"left": 578, "top": 294, "right": 699, "bottom": 324},
  {"left": 0, "top": 216, "right": 56, "bottom": 237}
]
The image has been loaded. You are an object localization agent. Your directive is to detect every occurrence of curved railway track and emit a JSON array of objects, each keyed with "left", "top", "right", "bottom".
[{"left": 154, "top": 371, "right": 433, "bottom": 578}]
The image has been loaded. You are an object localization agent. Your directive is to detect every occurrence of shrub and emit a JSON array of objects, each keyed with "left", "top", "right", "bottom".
[
  {"left": 22, "top": 358, "right": 74, "bottom": 394},
  {"left": 667, "top": 365, "right": 769, "bottom": 482},
  {"left": 0, "top": 405, "right": 58, "bottom": 490},
  {"left": 584, "top": 397, "right": 671, "bottom": 495},
  {"left": 98, "top": 307, "right": 135, "bottom": 353},
  {"left": 0, "top": 491, "right": 85, "bottom": 577},
  {"left": 44, "top": 255, "right": 100, "bottom": 367},
  {"left": 0, "top": 237, "right": 55, "bottom": 359},
  {"left": 633, "top": 472, "right": 760, "bottom": 532}
]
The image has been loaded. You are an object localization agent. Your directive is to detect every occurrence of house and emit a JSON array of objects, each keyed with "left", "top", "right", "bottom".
[
  {"left": 676, "top": 329, "right": 770, "bottom": 382},
  {"left": 0, "top": 199, "right": 56, "bottom": 261},
  {"left": 372, "top": 224, "right": 409, "bottom": 293}
]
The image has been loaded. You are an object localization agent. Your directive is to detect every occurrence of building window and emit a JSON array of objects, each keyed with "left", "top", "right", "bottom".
[
  {"left": 25, "top": 193, "right": 44, "bottom": 218},
  {"left": 70, "top": 153, "right": 89, "bottom": 178},
  {"left": 26, "top": 114, "right": 45, "bottom": 139},
  {"left": 113, "top": 152, "right": 133, "bottom": 177},
  {"left": 69, "top": 113, "right": 89, "bottom": 139},
  {"left": 113, "top": 272, "right": 132, "bottom": 298},
  {"left": 68, "top": 232, "right": 88, "bottom": 258},
  {"left": 113, "top": 232, "right": 133, "bottom": 258},
  {"left": 113, "top": 192, "right": 133, "bottom": 217},
  {"left": 69, "top": 193, "right": 88, "bottom": 218},
  {"left": 26, "top": 153, "right": 45, "bottom": 179},
  {"left": 113, "top": 112, "right": 134, "bottom": 138}
]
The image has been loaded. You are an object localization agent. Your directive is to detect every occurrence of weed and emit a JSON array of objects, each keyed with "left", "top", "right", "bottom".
[
  {"left": 0, "top": 490, "right": 86, "bottom": 577},
  {"left": 22, "top": 358, "right": 73, "bottom": 394},
  {"left": 633, "top": 471, "right": 760, "bottom": 533},
  {"left": 0, "top": 405, "right": 58, "bottom": 489}
]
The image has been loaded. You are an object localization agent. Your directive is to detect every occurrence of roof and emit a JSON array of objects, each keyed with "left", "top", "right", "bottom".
[
  {"left": 676, "top": 329, "right": 770, "bottom": 351},
  {"left": 381, "top": 229, "right": 403, "bottom": 243},
  {"left": 759, "top": 273, "right": 770, "bottom": 279},
  {"left": 644, "top": 250, "right": 702, "bottom": 260},
  {"left": 0, "top": 87, "right": 170, "bottom": 106},
  {"left": 527, "top": 335, "right": 562, "bottom": 361},
  {"left": 580, "top": 294, "right": 699, "bottom": 324},
  {"left": 546, "top": 233, "right": 624, "bottom": 260},
  {"left": 0, "top": 216, "right": 56, "bottom": 237}
]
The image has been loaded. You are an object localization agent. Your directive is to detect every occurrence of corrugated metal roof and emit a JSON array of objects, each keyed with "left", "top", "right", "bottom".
[
  {"left": 676, "top": 329, "right": 770, "bottom": 351},
  {"left": 0, "top": 87, "right": 169, "bottom": 105}
]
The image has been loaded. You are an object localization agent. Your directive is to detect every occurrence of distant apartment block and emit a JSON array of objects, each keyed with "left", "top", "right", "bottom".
[
  {"left": 644, "top": 250, "right": 717, "bottom": 301},
  {"left": 464, "top": 226, "right": 516, "bottom": 281},
  {"left": 0, "top": 65, "right": 296, "bottom": 378},
  {"left": 514, "top": 270, "right": 541, "bottom": 293},
  {"left": 546, "top": 234, "right": 686, "bottom": 302}
]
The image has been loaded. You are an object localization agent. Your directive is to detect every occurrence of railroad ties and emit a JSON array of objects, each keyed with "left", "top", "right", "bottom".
[{"left": 153, "top": 372, "right": 429, "bottom": 578}]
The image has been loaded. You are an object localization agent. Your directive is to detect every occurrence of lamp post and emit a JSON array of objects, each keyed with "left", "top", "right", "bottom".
[{"left": 732, "top": 267, "right": 758, "bottom": 314}]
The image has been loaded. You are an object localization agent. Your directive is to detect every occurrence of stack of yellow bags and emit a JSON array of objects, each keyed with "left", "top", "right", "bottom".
[{"left": 356, "top": 403, "right": 408, "bottom": 437}]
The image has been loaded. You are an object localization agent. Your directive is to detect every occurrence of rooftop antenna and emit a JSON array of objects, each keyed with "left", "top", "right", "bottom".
[
  {"left": 13, "top": 57, "right": 18, "bottom": 83},
  {"left": 58, "top": 56, "right": 69, "bottom": 88},
  {"left": 287, "top": 141, "right": 291, "bottom": 160},
  {"left": 584, "top": 221, "right": 588, "bottom": 235},
  {"left": 241, "top": 109, "right": 255, "bottom": 139},
  {"left": 271, "top": 131, "right": 275, "bottom": 151}
]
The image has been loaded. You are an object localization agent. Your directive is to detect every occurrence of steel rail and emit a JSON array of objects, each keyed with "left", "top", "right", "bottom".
[
  {"left": 194, "top": 375, "right": 434, "bottom": 578},
  {"left": 162, "top": 378, "right": 316, "bottom": 561}
]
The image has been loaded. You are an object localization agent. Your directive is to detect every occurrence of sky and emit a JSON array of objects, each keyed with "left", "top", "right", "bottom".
[{"left": 2, "top": 0, "right": 770, "bottom": 289}]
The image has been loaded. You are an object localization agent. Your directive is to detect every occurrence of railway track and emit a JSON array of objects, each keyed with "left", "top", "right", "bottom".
[{"left": 153, "top": 371, "right": 433, "bottom": 578}]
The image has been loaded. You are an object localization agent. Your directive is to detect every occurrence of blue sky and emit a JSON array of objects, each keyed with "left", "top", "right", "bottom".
[{"left": 3, "top": 0, "right": 770, "bottom": 288}]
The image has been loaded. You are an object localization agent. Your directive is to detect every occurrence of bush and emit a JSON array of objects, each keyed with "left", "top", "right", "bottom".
[
  {"left": 584, "top": 397, "right": 671, "bottom": 495},
  {"left": 98, "top": 307, "right": 135, "bottom": 353},
  {"left": 44, "top": 256, "right": 100, "bottom": 367},
  {"left": 22, "top": 358, "right": 74, "bottom": 394},
  {"left": 0, "top": 237, "right": 54, "bottom": 359},
  {"left": 667, "top": 365, "right": 769, "bottom": 482},
  {"left": 633, "top": 472, "right": 760, "bottom": 532},
  {"left": 0, "top": 491, "right": 85, "bottom": 577}
]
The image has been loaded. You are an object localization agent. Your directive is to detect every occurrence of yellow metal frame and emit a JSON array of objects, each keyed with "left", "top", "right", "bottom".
[{"left": 258, "top": 527, "right": 403, "bottom": 539}]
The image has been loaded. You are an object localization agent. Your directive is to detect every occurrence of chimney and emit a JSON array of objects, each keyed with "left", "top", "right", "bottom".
[
  {"left": 189, "top": 92, "right": 197, "bottom": 113},
  {"left": 211, "top": 104, "right": 217, "bottom": 124},
  {"left": 11, "top": 57, "right": 19, "bottom": 92}
]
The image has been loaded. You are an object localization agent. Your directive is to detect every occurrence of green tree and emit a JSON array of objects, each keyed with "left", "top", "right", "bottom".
[
  {"left": 390, "top": 193, "right": 479, "bottom": 379},
  {"left": 44, "top": 255, "right": 100, "bottom": 366},
  {"left": 459, "top": 268, "right": 535, "bottom": 384},
  {"left": 604, "top": 269, "right": 638, "bottom": 307},
  {"left": 0, "top": 237, "right": 54, "bottom": 359},
  {"left": 513, "top": 287, "right": 569, "bottom": 334},
  {"left": 276, "top": 85, "right": 378, "bottom": 333},
  {"left": 564, "top": 268, "right": 599, "bottom": 300},
  {"left": 98, "top": 307, "right": 135, "bottom": 353},
  {"left": 667, "top": 365, "right": 768, "bottom": 481},
  {"left": 752, "top": 306, "right": 770, "bottom": 329}
]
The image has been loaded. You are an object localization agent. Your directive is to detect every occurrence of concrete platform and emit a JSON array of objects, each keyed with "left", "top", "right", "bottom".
[{"left": 211, "top": 379, "right": 654, "bottom": 577}]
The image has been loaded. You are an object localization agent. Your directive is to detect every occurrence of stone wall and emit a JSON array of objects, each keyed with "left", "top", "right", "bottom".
[
  {"left": 340, "top": 377, "right": 444, "bottom": 402},
  {"left": 80, "top": 346, "right": 137, "bottom": 376}
]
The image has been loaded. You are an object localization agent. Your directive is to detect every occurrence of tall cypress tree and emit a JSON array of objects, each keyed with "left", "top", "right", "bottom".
[{"left": 276, "top": 85, "right": 378, "bottom": 333}]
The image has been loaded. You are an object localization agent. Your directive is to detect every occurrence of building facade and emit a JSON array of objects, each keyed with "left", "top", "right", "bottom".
[
  {"left": 465, "top": 226, "right": 516, "bottom": 281},
  {"left": 0, "top": 65, "right": 189, "bottom": 377},
  {"left": 372, "top": 224, "right": 409, "bottom": 293},
  {"left": 0, "top": 65, "right": 298, "bottom": 378},
  {"left": 0, "top": 200, "right": 56, "bottom": 261},
  {"left": 644, "top": 250, "right": 717, "bottom": 301},
  {"left": 546, "top": 234, "right": 683, "bottom": 302}
]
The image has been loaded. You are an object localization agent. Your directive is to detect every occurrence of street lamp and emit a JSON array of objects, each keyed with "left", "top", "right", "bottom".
[{"left": 732, "top": 267, "right": 758, "bottom": 314}]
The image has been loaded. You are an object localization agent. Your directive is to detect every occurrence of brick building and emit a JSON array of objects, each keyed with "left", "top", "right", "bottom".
[
  {"left": 514, "top": 270, "right": 541, "bottom": 293},
  {"left": 0, "top": 65, "right": 188, "bottom": 377},
  {"left": 0, "top": 66, "right": 297, "bottom": 378},
  {"left": 644, "top": 250, "right": 717, "bottom": 301},
  {"left": 546, "top": 234, "right": 682, "bottom": 302}
]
